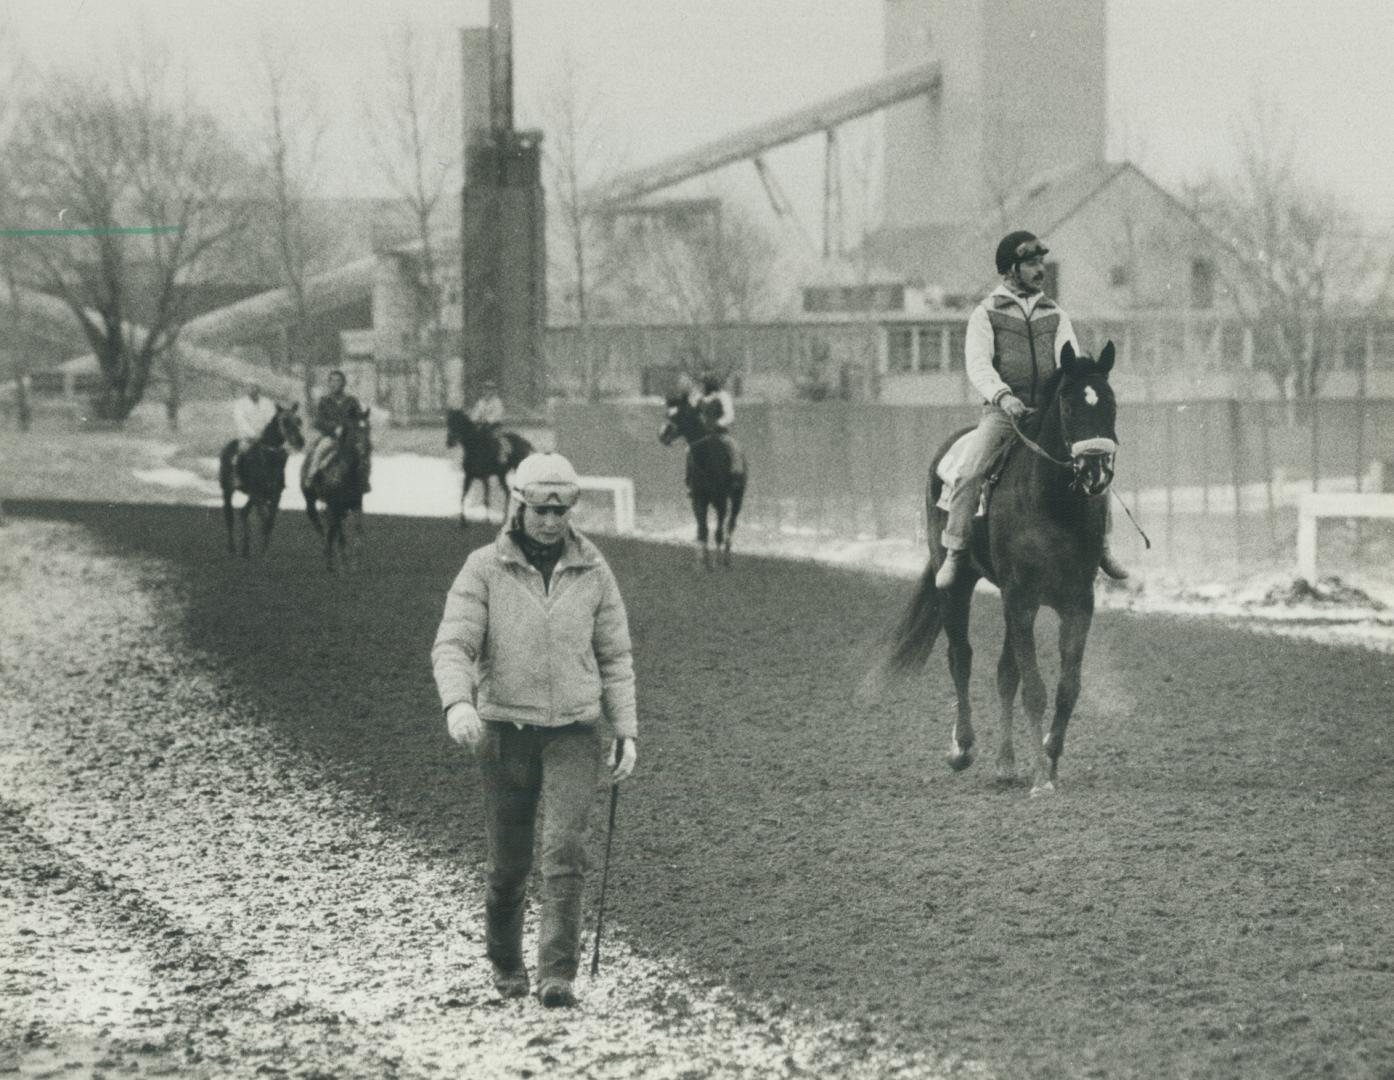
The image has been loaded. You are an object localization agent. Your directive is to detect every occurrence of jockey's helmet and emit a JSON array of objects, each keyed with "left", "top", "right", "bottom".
[
  {"left": 512, "top": 452, "right": 581, "bottom": 508},
  {"left": 995, "top": 230, "right": 1049, "bottom": 274}
]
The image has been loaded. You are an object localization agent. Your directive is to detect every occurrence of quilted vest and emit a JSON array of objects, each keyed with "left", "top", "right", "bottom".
[{"left": 988, "top": 296, "right": 1060, "bottom": 407}]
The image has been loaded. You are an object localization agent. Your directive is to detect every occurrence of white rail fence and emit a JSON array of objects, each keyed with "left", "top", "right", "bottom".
[{"left": 1295, "top": 493, "right": 1394, "bottom": 580}]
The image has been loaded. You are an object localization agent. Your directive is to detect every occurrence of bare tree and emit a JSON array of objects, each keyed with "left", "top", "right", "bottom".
[
  {"left": 538, "top": 52, "right": 630, "bottom": 400},
  {"left": 364, "top": 20, "right": 459, "bottom": 414},
  {"left": 5, "top": 56, "right": 249, "bottom": 421},
  {"left": 1189, "top": 97, "right": 1393, "bottom": 401},
  {"left": 252, "top": 39, "right": 333, "bottom": 411},
  {"left": 608, "top": 195, "right": 779, "bottom": 329},
  {"left": 0, "top": 21, "right": 32, "bottom": 430}
]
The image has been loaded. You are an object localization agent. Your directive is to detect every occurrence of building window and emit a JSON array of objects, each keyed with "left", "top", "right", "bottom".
[
  {"left": 1109, "top": 264, "right": 1130, "bottom": 288},
  {"left": 916, "top": 327, "right": 942, "bottom": 371},
  {"left": 1191, "top": 259, "right": 1216, "bottom": 310},
  {"left": 886, "top": 327, "right": 915, "bottom": 372}
]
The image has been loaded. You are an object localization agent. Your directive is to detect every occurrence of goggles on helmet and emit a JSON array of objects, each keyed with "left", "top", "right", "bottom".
[
  {"left": 1014, "top": 239, "right": 1049, "bottom": 264},
  {"left": 515, "top": 483, "right": 580, "bottom": 509}
]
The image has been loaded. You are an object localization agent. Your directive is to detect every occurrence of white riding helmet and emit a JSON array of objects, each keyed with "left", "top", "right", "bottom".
[{"left": 511, "top": 452, "right": 581, "bottom": 508}]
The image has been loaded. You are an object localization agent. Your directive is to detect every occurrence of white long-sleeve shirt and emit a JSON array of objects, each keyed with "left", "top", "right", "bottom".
[
  {"left": 964, "top": 283, "right": 1079, "bottom": 405},
  {"left": 233, "top": 395, "right": 277, "bottom": 441},
  {"left": 703, "top": 389, "right": 735, "bottom": 430}
]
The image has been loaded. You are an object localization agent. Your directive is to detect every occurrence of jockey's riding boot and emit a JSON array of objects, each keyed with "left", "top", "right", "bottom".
[
  {"left": 1098, "top": 544, "right": 1130, "bottom": 581},
  {"left": 935, "top": 548, "right": 967, "bottom": 591}
]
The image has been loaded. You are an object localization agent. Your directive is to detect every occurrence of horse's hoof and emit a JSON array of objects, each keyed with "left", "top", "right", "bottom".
[
  {"left": 946, "top": 750, "right": 974, "bottom": 772},
  {"left": 1029, "top": 780, "right": 1056, "bottom": 798}
]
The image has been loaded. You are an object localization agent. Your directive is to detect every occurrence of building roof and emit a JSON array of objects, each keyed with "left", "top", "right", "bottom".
[{"left": 863, "top": 159, "right": 1137, "bottom": 299}]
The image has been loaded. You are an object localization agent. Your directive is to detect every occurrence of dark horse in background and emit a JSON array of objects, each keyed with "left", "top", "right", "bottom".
[
  {"left": 218, "top": 404, "right": 304, "bottom": 557},
  {"left": 301, "top": 410, "right": 372, "bottom": 572},
  {"left": 886, "top": 342, "right": 1121, "bottom": 796},
  {"left": 445, "top": 409, "right": 533, "bottom": 525},
  {"left": 659, "top": 393, "right": 748, "bottom": 569}
]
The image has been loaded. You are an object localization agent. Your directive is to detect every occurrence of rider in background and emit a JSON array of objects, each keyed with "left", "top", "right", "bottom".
[
  {"left": 306, "top": 369, "right": 370, "bottom": 492},
  {"left": 469, "top": 380, "right": 508, "bottom": 468},
  {"left": 469, "top": 380, "right": 505, "bottom": 427},
  {"left": 232, "top": 382, "right": 276, "bottom": 485},
  {"left": 698, "top": 372, "right": 735, "bottom": 436},
  {"left": 935, "top": 230, "right": 1128, "bottom": 589}
]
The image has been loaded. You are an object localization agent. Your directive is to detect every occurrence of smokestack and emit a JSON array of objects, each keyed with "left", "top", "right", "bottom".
[
  {"left": 488, "top": 0, "right": 513, "bottom": 134},
  {"left": 460, "top": 27, "right": 492, "bottom": 150}
]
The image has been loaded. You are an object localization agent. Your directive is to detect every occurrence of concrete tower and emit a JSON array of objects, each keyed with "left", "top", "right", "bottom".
[
  {"left": 460, "top": 0, "right": 547, "bottom": 413},
  {"left": 882, "top": 0, "right": 1106, "bottom": 227}
]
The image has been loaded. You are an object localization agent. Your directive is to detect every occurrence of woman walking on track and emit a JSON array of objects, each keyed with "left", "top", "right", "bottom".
[{"left": 432, "top": 452, "right": 638, "bottom": 1008}]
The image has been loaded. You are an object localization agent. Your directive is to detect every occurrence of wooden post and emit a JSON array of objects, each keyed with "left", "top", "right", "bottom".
[
  {"left": 1164, "top": 404, "right": 1175, "bottom": 564},
  {"left": 1257, "top": 402, "right": 1278, "bottom": 552},
  {"left": 1227, "top": 398, "right": 1245, "bottom": 563},
  {"left": 1310, "top": 396, "right": 1321, "bottom": 493}
]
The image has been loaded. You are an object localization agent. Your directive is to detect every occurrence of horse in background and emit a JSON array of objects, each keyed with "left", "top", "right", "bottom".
[
  {"left": 218, "top": 404, "right": 304, "bottom": 557},
  {"left": 885, "top": 342, "right": 1121, "bottom": 796},
  {"left": 445, "top": 408, "right": 533, "bottom": 525},
  {"left": 659, "top": 392, "right": 747, "bottom": 569},
  {"left": 301, "top": 409, "right": 372, "bottom": 572}
]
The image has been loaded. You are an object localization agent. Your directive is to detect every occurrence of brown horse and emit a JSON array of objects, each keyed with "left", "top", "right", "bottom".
[
  {"left": 301, "top": 410, "right": 372, "bottom": 572},
  {"left": 886, "top": 342, "right": 1119, "bottom": 795},
  {"left": 445, "top": 409, "right": 533, "bottom": 525},
  {"left": 659, "top": 393, "right": 747, "bottom": 569},
  {"left": 218, "top": 404, "right": 304, "bottom": 557}
]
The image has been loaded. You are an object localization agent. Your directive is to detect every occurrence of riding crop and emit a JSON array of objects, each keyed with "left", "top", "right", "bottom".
[{"left": 589, "top": 740, "right": 623, "bottom": 976}]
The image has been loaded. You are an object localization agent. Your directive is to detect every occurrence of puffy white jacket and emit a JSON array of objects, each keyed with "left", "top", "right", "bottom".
[{"left": 431, "top": 528, "right": 637, "bottom": 738}]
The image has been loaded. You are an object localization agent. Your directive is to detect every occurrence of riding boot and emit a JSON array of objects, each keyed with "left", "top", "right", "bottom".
[
  {"left": 935, "top": 548, "right": 967, "bottom": 591},
  {"left": 1098, "top": 544, "right": 1130, "bottom": 581}
]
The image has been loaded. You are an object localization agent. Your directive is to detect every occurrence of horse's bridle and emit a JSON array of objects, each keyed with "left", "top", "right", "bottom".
[{"left": 1008, "top": 400, "right": 1117, "bottom": 495}]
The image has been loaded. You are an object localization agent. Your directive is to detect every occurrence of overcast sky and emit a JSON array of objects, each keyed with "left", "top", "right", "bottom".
[{"left": 6, "top": 0, "right": 1394, "bottom": 243}]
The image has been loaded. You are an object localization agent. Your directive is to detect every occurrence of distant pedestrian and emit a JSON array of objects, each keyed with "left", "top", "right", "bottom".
[{"left": 432, "top": 452, "right": 638, "bottom": 1008}]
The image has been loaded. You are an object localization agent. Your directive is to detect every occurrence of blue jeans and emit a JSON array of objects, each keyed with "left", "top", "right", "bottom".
[
  {"left": 942, "top": 404, "right": 1017, "bottom": 551},
  {"left": 477, "top": 721, "right": 602, "bottom": 982}
]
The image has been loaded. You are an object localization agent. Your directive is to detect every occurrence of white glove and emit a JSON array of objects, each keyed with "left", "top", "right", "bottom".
[
  {"left": 607, "top": 737, "right": 637, "bottom": 784},
  {"left": 446, "top": 702, "right": 485, "bottom": 750},
  {"left": 998, "top": 393, "right": 1029, "bottom": 420}
]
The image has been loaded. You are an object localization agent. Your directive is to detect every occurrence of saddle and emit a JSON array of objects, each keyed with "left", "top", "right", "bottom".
[{"left": 933, "top": 431, "right": 1016, "bottom": 514}]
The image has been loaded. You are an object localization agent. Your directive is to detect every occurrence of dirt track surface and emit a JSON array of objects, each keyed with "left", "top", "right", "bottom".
[{"left": 4, "top": 500, "right": 1394, "bottom": 1079}]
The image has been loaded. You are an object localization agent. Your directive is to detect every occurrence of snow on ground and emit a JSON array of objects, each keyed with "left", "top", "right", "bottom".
[
  {"left": 180, "top": 446, "right": 1394, "bottom": 655},
  {"left": 0, "top": 519, "right": 979, "bottom": 1079}
]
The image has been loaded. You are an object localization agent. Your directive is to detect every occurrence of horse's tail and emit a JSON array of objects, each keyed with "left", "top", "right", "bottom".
[{"left": 885, "top": 558, "right": 945, "bottom": 674}]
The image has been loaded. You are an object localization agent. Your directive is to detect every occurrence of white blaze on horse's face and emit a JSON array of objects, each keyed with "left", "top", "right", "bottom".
[{"left": 1084, "top": 386, "right": 1099, "bottom": 406}]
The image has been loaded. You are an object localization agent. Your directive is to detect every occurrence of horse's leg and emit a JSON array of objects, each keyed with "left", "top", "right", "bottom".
[
  {"left": 324, "top": 505, "right": 338, "bottom": 572},
  {"left": 692, "top": 494, "right": 711, "bottom": 569},
  {"left": 1047, "top": 603, "right": 1094, "bottom": 784},
  {"left": 304, "top": 490, "right": 324, "bottom": 535},
  {"left": 942, "top": 576, "right": 978, "bottom": 770},
  {"left": 712, "top": 494, "right": 730, "bottom": 567},
  {"left": 727, "top": 479, "right": 745, "bottom": 559},
  {"left": 261, "top": 500, "right": 279, "bottom": 552},
  {"left": 1003, "top": 592, "right": 1053, "bottom": 795},
  {"left": 460, "top": 471, "right": 471, "bottom": 527},
  {"left": 995, "top": 620, "right": 1021, "bottom": 782},
  {"left": 239, "top": 500, "right": 253, "bottom": 558},
  {"left": 221, "top": 487, "right": 236, "bottom": 554}
]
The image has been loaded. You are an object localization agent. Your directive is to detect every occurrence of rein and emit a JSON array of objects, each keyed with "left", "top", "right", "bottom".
[
  {"left": 1009, "top": 403, "right": 1152, "bottom": 550},
  {"left": 1009, "top": 413, "right": 1073, "bottom": 469}
]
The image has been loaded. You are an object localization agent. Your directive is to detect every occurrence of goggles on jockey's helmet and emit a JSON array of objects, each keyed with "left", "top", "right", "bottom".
[
  {"left": 511, "top": 452, "right": 581, "bottom": 508},
  {"left": 995, "top": 230, "right": 1050, "bottom": 274}
]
